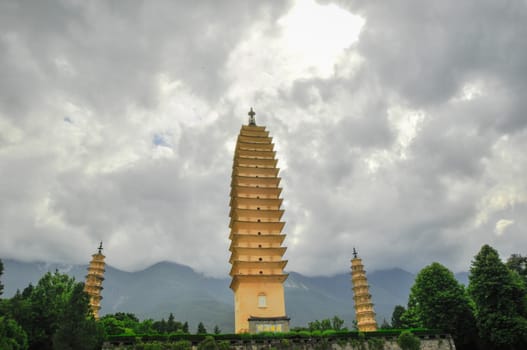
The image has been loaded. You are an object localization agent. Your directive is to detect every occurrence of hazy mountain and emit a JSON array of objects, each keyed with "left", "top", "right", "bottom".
[{"left": 0, "top": 259, "right": 468, "bottom": 333}]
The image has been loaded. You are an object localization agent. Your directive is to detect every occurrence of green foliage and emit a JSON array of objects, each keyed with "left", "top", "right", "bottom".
[
  {"left": 182, "top": 321, "right": 189, "bottom": 333},
  {"left": 52, "top": 282, "right": 104, "bottom": 350},
  {"left": 391, "top": 305, "right": 405, "bottom": 328},
  {"left": 0, "top": 315, "right": 28, "bottom": 350},
  {"left": 100, "top": 316, "right": 127, "bottom": 336},
  {"left": 0, "top": 259, "right": 4, "bottom": 296},
  {"left": 469, "top": 245, "right": 527, "bottom": 349},
  {"left": 99, "top": 312, "right": 159, "bottom": 336},
  {"left": 367, "top": 337, "right": 384, "bottom": 350},
  {"left": 331, "top": 316, "right": 345, "bottom": 331},
  {"left": 404, "top": 262, "right": 478, "bottom": 348},
  {"left": 213, "top": 325, "right": 221, "bottom": 334},
  {"left": 4, "top": 271, "right": 77, "bottom": 350},
  {"left": 141, "top": 342, "right": 163, "bottom": 350},
  {"left": 217, "top": 340, "right": 231, "bottom": 350},
  {"left": 167, "top": 313, "right": 183, "bottom": 333},
  {"left": 397, "top": 330, "right": 420, "bottom": 350},
  {"left": 197, "top": 321, "right": 207, "bottom": 334},
  {"left": 197, "top": 335, "right": 218, "bottom": 350},
  {"left": 172, "top": 340, "right": 192, "bottom": 350},
  {"left": 153, "top": 318, "right": 168, "bottom": 334},
  {"left": 507, "top": 253, "right": 527, "bottom": 284},
  {"left": 137, "top": 319, "right": 155, "bottom": 334},
  {"left": 313, "top": 337, "right": 329, "bottom": 350},
  {"left": 1, "top": 270, "right": 104, "bottom": 350},
  {"left": 308, "top": 316, "right": 345, "bottom": 331}
]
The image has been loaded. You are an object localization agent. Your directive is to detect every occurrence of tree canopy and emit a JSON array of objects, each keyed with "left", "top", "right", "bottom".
[
  {"left": 402, "top": 262, "right": 477, "bottom": 349},
  {"left": 469, "top": 245, "right": 527, "bottom": 350},
  {"left": 0, "top": 259, "right": 4, "bottom": 296},
  {"left": 391, "top": 305, "right": 406, "bottom": 328},
  {"left": 52, "top": 283, "right": 103, "bottom": 350},
  {"left": 1, "top": 270, "right": 101, "bottom": 350}
]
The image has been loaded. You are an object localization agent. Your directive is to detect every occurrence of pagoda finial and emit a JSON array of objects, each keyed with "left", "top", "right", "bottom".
[
  {"left": 353, "top": 247, "right": 358, "bottom": 259},
  {"left": 248, "top": 107, "right": 256, "bottom": 126},
  {"left": 98, "top": 241, "right": 103, "bottom": 254}
]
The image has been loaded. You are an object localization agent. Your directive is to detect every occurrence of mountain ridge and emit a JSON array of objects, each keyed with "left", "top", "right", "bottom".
[{"left": 1, "top": 259, "right": 469, "bottom": 333}]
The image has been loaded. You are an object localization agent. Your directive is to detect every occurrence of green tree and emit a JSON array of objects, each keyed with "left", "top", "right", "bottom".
[
  {"left": 469, "top": 245, "right": 527, "bottom": 350},
  {"left": 52, "top": 283, "right": 103, "bottom": 350},
  {"left": 153, "top": 318, "right": 167, "bottom": 333},
  {"left": 213, "top": 325, "right": 221, "bottom": 334},
  {"left": 331, "top": 316, "right": 344, "bottom": 331},
  {"left": 100, "top": 312, "right": 141, "bottom": 335},
  {"left": 99, "top": 316, "right": 126, "bottom": 336},
  {"left": 308, "top": 319, "right": 321, "bottom": 331},
  {"left": 182, "top": 321, "right": 189, "bottom": 333},
  {"left": 399, "top": 295, "right": 421, "bottom": 328},
  {"left": 0, "top": 315, "right": 28, "bottom": 350},
  {"left": 5, "top": 271, "right": 77, "bottom": 350},
  {"left": 391, "top": 305, "right": 405, "bottom": 328},
  {"left": 197, "top": 321, "right": 207, "bottom": 334},
  {"left": 320, "top": 318, "right": 332, "bottom": 330},
  {"left": 1, "top": 287, "right": 33, "bottom": 339},
  {"left": 165, "top": 312, "right": 182, "bottom": 333},
  {"left": 197, "top": 336, "right": 218, "bottom": 350},
  {"left": 167, "top": 313, "right": 176, "bottom": 332},
  {"left": 403, "top": 262, "right": 477, "bottom": 349},
  {"left": 397, "top": 330, "right": 420, "bottom": 350},
  {"left": 507, "top": 254, "right": 527, "bottom": 283},
  {"left": 136, "top": 319, "right": 155, "bottom": 334},
  {"left": 0, "top": 259, "right": 4, "bottom": 296}
]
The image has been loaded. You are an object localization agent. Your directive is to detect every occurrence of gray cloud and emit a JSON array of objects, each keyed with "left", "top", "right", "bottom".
[{"left": 1, "top": 0, "right": 526, "bottom": 278}]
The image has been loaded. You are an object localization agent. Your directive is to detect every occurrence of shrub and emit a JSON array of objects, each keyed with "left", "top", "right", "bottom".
[
  {"left": 172, "top": 340, "right": 192, "bottom": 350},
  {"left": 198, "top": 336, "right": 218, "bottom": 350},
  {"left": 397, "top": 331, "right": 420, "bottom": 350},
  {"left": 217, "top": 340, "right": 231, "bottom": 350}
]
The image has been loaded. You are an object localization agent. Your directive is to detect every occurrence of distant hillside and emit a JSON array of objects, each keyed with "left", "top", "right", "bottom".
[{"left": 0, "top": 259, "right": 469, "bottom": 333}]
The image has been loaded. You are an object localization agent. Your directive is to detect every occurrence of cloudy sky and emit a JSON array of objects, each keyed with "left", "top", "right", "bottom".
[{"left": 1, "top": 0, "right": 526, "bottom": 277}]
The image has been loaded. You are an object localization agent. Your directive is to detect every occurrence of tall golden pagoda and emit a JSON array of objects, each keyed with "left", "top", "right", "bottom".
[
  {"left": 350, "top": 248, "right": 377, "bottom": 331},
  {"left": 84, "top": 242, "right": 106, "bottom": 319},
  {"left": 229, "top": 108, "right": 289, "bottom": 334}
]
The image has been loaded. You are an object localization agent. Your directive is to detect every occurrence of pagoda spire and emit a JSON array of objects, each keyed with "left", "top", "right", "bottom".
[
  {"left": 229, "top": 113, "right": 289, "bottom": 333},
  {"left": 248, "top": 107, "right": 256, "bottom": 126},
  {"left": 84, "top": 242, "right": 106, "bottom": 319},
  {"left": 350, "top": 249, "right": 377, "bottom": 332}
]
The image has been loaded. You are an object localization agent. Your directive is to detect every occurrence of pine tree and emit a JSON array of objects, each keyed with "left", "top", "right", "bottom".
[
  {"left": 469, "top": 245, "right": 527, "bottom": 349},
  {"left": 213, "top": 325, "right": 221, "bottom": 334},
  {"left": 182, "top": 321, "right": 189, "bottom": 333},
  {"left": 52, "top": 283, "right": 103, "bottom": 350},
  {"left": 197, "top": 322, "right": 207, "bottom": 334},
  {"left": 0, "top": 259, "right": 4, "bottom": 296},
  {"left": 167, "top": 313, "right": 176, "bottom": 333}
]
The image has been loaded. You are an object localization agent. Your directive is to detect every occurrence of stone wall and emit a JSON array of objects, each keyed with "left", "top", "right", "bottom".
[{"left": 103, "top": 333, "right": 456, "bottom": 350}]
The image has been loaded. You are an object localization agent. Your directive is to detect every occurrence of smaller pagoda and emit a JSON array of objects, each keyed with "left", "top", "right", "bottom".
[
  {"left": 84, "top": 242, "right": 106, "bottom": 319},
  {"left": 350, "top": 248, "right": 377, "bottom": 331}
]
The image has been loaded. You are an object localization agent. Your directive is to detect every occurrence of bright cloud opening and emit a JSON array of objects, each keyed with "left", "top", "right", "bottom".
[{"left": 278, "top": 0, "right": 365, "bottom": 77}]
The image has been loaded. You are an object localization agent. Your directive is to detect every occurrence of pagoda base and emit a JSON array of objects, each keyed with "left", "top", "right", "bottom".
[{"left": 248, "top": 316, "right": 290, "bottom": 333}]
